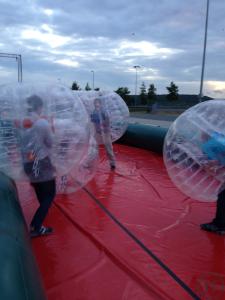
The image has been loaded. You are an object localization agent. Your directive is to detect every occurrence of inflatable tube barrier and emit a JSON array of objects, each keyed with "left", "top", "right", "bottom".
[
  {"left": 0, "top": 172, "right": 47, "bottom": 300},
  {"left": 117, "top": 124, "right": 168, "bottom": 154}
]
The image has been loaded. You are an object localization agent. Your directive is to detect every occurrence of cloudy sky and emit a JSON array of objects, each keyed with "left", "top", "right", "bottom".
[{"left": 0, "top": 0, "right": 224, "bottom": 97}]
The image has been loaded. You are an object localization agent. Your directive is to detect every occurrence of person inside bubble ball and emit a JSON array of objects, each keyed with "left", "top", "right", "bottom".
[
  {"left": 201, "top": 186, "right": 225, "bottom": 235},
  {"left": 20, "top": 95, "right": 56, "bottom": 238},
  {"left": 200, "top": 131, "right": 225, "bottom": 234},
  {"left": 90, "top": 97, "right": 116, "bottom": 170}
]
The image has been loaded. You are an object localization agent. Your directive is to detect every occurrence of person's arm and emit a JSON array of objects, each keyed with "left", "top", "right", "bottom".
[
  {"left": 37, "top": 119, "right": 53, "bottom": 148},
  {"left": 43, "top": 124, "right": 53, "bottom": 148},
  {"left": 102, "top": 111, "right": 110, "bottom": 127},
  {"left": 90, "top": 111, "right": 97, "bottom": 123}
]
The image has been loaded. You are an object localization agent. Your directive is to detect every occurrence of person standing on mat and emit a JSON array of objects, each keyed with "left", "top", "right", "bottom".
[
  {"left": 19, "top": 95, "right": 56, "bottom": 238},
  {"left": 200, "top": 134, "right": 225, "bottom": 235},
  {"left": 201, "top": 189, "right": 225, "bottom": 234},
  {"left": 91, "top": 97, "right": 116, "bottom": 170}
]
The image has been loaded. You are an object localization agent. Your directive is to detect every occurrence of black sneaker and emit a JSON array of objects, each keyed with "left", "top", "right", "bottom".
[
  {"left": 200, "top": 222, "right": 225, "bottom": 235},
  {"left": 30, "top": 226, "right": 53, "bottom": 238}
]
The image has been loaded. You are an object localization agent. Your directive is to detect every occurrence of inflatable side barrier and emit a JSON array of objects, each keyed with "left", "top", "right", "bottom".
[
  {"left": 0, "top": 172, "right": 47, "bottom": 300},
  {"left": 117, "top": 124, "right": 168, "bottom": 154}
]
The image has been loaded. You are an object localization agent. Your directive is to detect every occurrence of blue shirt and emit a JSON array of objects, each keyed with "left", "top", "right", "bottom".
[{"left": 202, "top": 132, "right": 225, "bottom": 165}]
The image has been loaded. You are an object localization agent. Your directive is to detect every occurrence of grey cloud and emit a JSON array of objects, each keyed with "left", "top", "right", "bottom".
[{"left": 0, "top": 0, "right": 224, "bottom": 96}]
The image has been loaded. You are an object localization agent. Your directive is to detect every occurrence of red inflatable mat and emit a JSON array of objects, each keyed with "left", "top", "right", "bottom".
[{"left": 18, "top": 144, "right": 225, "bottom": 300}]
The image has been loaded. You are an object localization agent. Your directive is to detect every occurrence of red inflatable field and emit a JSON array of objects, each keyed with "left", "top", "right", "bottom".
[{"left": 19, "top": 144, "right": 225, "bottom": 300}]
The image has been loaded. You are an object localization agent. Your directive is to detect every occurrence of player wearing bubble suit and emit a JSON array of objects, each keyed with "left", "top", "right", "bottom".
[
  {"left": 164, "top": 100, "right": 225, "bottom": 235},
  {"left": 200, "top": 131, "right": 225, "bottom": 234},
  {"left": 91, "top": 97, "right": 116, "bottom": 170},
  {"left": 18, "top": 95, "right": 56, "bottom": 238}
]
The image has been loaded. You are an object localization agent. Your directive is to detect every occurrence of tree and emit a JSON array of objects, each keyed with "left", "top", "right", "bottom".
[
  {"left": 85, "top": 82, "right": 92, "bottom": 91},
  {"left": 115, "top": 87, "right": 131, "bottom": 104},
  {"left": 166, "top": 81, "right": 179, "bottom": 101},
  {"left": 71, "top": 81, "right": 81, "bottom": 90},
  {"left": 94, "top": 87, "right": 100, "bottom": 91},
  {"left": 147, "top": 84, "right": 157, "bottom": 103},
  {"left": 139, "top": 82, "right": 147, "bottom": 105}
]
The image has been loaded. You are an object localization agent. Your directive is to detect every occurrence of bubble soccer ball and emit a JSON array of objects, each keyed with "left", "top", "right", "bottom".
[
  {"left": 163, "top": 100, "right": 225, "bottom": 201},
  {"left": 75, "top": 90, "right": 129, "bottom": 144},
  {"left": 57, "top": 131, "right": 99, "bottom": 194},
  {"left": 0, "top": 83, "right": 90, "bottom": 182}
]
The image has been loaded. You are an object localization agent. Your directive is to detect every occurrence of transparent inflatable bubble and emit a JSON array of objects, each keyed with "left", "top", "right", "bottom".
[
  {"left": 57, "top": 132, "right": 99, "bottom": 194},
  {"left": 0, "top": 83, "right": 90, "bottom": 182},
  {"left": 163, "top": 100, "right": 225, "bottom": 201},
  {"left": 75, "top": 90, "right": 129, "bottom": 144}
]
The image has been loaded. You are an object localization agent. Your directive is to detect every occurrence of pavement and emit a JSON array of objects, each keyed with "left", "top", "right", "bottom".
[{"left": 129, "top": 112, "right": 177, "bottom": 128}]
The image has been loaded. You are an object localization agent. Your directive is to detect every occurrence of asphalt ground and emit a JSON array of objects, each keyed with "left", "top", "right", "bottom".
[{"left": 129, "top": 112, "right": 179, "bottom": 128}]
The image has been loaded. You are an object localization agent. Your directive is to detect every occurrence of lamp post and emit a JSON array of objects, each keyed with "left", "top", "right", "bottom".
[
  {"left": 199, "top": 0, "right": 210, "bottom": 102},
  {"left": 91, "top": 70, "right": 95, "bottom": 90},
  {"left": 133, "top": 65, "right": 140, "bottom": 106}
]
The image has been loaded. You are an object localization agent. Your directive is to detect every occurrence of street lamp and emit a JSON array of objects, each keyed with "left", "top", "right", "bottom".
[
  {"left": 91, "top": 70, "right": 95, "bottom": 90},
  {"left": 133, "top": 65, "right": 141, "bottom": 106},
  {"left": 199, "top": 0, "right": 210, "bottom": 102}
]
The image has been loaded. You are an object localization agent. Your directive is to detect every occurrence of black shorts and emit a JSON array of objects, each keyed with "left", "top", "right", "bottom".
[{"left": 24, "top": 156, "right": 55, "bottom": 182}]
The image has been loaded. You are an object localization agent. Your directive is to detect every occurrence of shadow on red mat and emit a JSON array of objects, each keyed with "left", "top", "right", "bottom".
[{"left": 18, "top": 144, "right": 225, "bottom": 300}]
